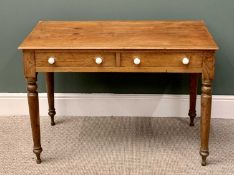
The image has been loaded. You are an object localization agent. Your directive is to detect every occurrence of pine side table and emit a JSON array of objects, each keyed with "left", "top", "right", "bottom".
[{"left": 18, "top": 20, "right": 218, "bottom": 165}]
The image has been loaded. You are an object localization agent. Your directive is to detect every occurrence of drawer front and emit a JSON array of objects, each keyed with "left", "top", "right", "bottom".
[
  {"left": 120, "top": 52, "right": 202, "bottom": 68},
  {"left": 35, "top": 52, "right": 116, "bottom": 67}
]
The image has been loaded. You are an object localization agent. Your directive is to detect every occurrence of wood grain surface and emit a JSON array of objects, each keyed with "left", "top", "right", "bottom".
[{"left": 18, "top": 21, "right": 218, "bottom": 50}]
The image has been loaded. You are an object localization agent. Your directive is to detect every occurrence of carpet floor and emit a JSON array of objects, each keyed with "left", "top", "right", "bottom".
[{"left": 0, "top": 116, "right": 234, "bottom": 175}]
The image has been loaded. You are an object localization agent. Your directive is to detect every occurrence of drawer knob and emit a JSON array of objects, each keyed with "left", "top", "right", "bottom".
[
  {"left": 134, "top": 57, "right": 141, "bottom": 65},
  {"left": 95, "top": 57, "right": 103, "bottom": 64},
  {"left": 48, "top": 57, "right": 56, "bottom": 65},
  {"left": 182, "top": 57, "right": 190, "bottom": 65}
]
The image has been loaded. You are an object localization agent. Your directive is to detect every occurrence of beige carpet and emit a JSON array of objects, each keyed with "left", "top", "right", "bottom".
[{"left": 0, "top": 116, "right": 234, "bottom": 175}]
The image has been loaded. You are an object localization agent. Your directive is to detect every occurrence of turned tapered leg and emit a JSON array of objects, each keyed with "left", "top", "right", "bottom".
[
  {"left": 27, "top": 77, "right": 43, "bottom": 164},
  {"left": 188, "top": 73, "right": 198, "bottom": 126},
  {"left": 45, "top": 72, "right": 56, "bottom": 126},
  {"left": 200, "top": 53, "right": 215, "bottom": 166},
  {"left": 200, "top": 80, "right": 212, "bottom": 166}
]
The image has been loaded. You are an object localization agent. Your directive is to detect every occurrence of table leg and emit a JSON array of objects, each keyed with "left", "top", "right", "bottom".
[
  {"left": 200, "top": 53, "right": 215, "bottom": 166},
  {"left": 45, "top": 72, "right": 56, "bottom": 126},
  {"left": 200, "top": 79, "right": 212, "bottom": 166},
  {"left": 27, "top": 76, "right": 43, "bottom": 164},
  {"left": 188, "top": 73, "right": 198, "bottom": 126}
]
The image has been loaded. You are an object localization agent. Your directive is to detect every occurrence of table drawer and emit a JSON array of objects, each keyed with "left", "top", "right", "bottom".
[
  {"left": 120, "top": 52, "right": 202, "bottom": 68},
  {"left": 35, "top": 52, "right": 116, "bottom": 67}
]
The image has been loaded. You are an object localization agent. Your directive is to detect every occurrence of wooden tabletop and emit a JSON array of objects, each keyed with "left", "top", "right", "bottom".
[{"left": 18, "top": 20, "right": 218, "bottom": 50}]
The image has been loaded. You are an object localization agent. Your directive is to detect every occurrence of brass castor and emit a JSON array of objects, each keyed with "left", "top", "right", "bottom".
[
  {"left": 49, "top": 110, "right": 56, "bottom": 126},
  {"left": 33, "top": 147, "right": 43, "bottom": 164},
  {"left": 189, "top": 110, "right": 196, "bottom": 127},
  {"left": 200, "top": 150, "right": 209, "bottom": 166}
]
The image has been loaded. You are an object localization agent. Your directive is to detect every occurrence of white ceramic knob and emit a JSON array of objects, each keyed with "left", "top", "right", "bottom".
[
  {"left": 95, "top": 57, "right": 103, "bottom": 64},
  {"left": 182, "top": 57, "right": 190, "bottom": 65},
  {"left": 134, "top": 57, "right": 141, "bottom": 65},
  {"left": 48, "top": 57, "right": 55, "bottom": 65}
]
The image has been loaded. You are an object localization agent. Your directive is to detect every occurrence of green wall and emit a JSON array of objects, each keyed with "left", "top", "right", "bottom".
[{"left": 0, "top": 0, "right": 233, "bottom": 94}]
